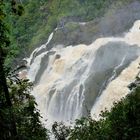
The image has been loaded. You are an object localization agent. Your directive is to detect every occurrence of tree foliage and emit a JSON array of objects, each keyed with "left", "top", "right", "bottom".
[
  {"left": 0, "top": 1, "right": 48, "bottom": 139},
  {"left": 0, "top": 78, "right": 49, "bottom": 140}
]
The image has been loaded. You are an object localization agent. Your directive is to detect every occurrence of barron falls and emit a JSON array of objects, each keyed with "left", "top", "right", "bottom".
[{"left": 19, "top": 20, "right": 140, "bottom": 128}]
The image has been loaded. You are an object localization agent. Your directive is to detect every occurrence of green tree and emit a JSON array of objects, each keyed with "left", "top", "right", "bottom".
[
  {"left": 0, "top": 1, "right": 48, "bottom": 139},
  {"left": 0, "top": 0, "right": 18, "bottom": 138}
]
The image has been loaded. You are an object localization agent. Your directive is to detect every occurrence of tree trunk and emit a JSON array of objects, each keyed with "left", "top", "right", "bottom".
[{"left": 0, "top": 46, "right": 17, "bottom": 138}]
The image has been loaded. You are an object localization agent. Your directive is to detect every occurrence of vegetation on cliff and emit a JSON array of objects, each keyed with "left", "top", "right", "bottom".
[{"left": 5, "top": 0, "right": 133, "bottom": 66}]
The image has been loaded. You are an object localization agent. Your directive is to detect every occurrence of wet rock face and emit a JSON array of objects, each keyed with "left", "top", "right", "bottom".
[{"left": 18, "top": 70, "right": 27, "bottom": 79}]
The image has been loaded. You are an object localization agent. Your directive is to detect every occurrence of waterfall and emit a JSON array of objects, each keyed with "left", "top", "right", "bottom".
[
  {"left": 98, "top": 55, "right": 126, "bottom": 96},
  {"left": 26, "top": 20, "right": 140, "bottom": 127}
]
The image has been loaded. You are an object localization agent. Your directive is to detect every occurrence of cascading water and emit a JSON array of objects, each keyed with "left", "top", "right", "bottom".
[{"left": 25, "top": 20, "right": 140, "bottom": 128}]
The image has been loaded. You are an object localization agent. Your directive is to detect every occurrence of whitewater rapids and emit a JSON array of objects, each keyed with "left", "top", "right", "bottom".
[{"left": 25, "top": 20, "right": 140, "bottom": 127}]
